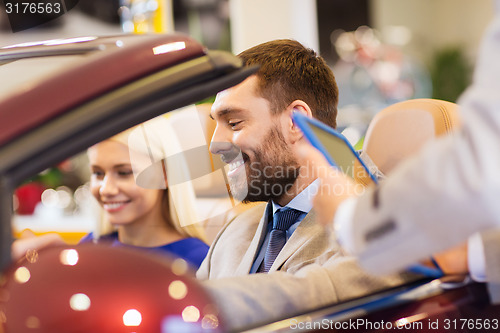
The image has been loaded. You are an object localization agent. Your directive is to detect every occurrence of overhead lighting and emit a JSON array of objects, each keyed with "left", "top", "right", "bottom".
[
  {"left": 1, "top": 37, "right": 97, "bottom": 49},
  {"left": 44, "top": 37, "right": 97, "bottom": 46},
  {"left": 59, "top": 249, "right": 79, "bottom": 266},
  {"left": 69, "top": 293, "right": 91, "bottom": 311},
  {"left": 153, "top": 42, "right": 186, "bottom": 55},
  {"left": 123, "top": 309, "right": 142, "bottom": 327},
  {"left": 14, "top": 266, "right": 30, "bottom": 284},
  {"left": 168, "top": 280, "right": 188, "bottom": 300},
  {"left": 182, "top": 306, "right": 200, "bottom": 323}
]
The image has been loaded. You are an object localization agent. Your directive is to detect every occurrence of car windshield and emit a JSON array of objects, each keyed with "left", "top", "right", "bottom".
[{"left": 12, "top": 101, "right": 238, "bottom": 245}]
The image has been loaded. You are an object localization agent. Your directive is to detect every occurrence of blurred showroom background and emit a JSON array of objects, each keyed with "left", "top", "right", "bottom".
[{"left": 1, "top": 0, "right": 493, "bottom": 107}]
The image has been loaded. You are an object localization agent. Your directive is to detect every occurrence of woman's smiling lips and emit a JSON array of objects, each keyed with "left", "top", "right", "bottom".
[{"left": 102, "top": 200, "right": 131, "bottom": 212}]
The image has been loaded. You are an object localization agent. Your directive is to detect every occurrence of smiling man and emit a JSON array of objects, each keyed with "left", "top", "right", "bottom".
[
  {"left": 209, "top": 40, "right": 338, "bottom": 211},
  {"left": 196, "top": 40, "right": 410, "bottom": 329},
  {"left": 202, "top": 39, "right": 338, "bottom": 276},
  {"left": 211, "top": 76, "right": 310, "bottom": 205}
]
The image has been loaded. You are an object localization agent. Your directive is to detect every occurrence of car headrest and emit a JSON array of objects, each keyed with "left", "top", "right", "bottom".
[{"left": 355, "top": 98, "right": 461, "bottom": 186}]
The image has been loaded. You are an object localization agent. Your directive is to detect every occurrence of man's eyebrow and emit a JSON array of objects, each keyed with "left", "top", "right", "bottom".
[{"left": 210, "top": 108, "right": 242, "bottom": 120}]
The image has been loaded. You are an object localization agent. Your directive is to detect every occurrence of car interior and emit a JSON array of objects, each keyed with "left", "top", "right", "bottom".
[
  {"left": 8, "top": 96, "right": 500, "bottom": 333},
  {"left": 237, "top": 98, "right": 498, "bottom": 332},
  {"left": 354, "top": 98, "right": 461, "bottom": 186}
]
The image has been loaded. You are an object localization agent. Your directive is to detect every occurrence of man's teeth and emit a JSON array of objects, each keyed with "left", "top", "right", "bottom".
[
  {"left": 104, "top": 202, "right": 127, "bottom": 210},
  {"left": 230, "top": 160, "right": 244, "bottom": 170}
]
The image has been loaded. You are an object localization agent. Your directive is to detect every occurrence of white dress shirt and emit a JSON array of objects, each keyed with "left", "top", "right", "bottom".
[{"left": 250, "top": 179, "right": 320, "bottom": 273}]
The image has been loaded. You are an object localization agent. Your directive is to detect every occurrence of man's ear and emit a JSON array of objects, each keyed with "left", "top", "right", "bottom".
[{"left": 287, "top": 101, "right": 312, "bottom": 143}]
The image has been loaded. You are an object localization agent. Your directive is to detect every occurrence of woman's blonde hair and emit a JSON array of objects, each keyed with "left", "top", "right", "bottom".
[{"left": 94, "top": 115, "right": 207, "bottom": 242}]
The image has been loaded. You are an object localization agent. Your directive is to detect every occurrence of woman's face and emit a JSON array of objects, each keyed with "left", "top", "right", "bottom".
[{"left": 88, "top": 140, "right": 162, "bottom": 226}]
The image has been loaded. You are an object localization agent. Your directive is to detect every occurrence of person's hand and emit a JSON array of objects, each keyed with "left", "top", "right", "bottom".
[
  {"left": 417, "top": 243, "right": 468, "bottom": 277},
  {"left": 296, "top": 142, "right": 365, "bottom": 226},
  {"left": 12, "top": 229, "right": 67, "bottom": 262},
  {"left": 432, "top": 243, "right": 468, "bottom": 275}
]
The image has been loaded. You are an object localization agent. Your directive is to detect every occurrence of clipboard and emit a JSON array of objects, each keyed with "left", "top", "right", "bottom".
[{"left": 292, "top": 112, "right": 378, "bottom": 184}]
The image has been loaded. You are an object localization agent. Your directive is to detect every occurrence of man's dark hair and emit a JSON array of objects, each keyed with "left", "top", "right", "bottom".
[{"left": 238, "top": 39, "right": 338, "bottom": 128}]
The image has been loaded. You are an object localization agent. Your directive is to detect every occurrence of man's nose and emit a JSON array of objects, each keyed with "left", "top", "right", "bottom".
[
  {"left": 209, "top": 141, "right": 233, "bottom": 155},
  {"left": 210, "top": 123, "right": 242, "bottom": 163},
  {"left": 210, "top": 123, "right": 232, "bottom": 155},
  {"left": 210, "top": 141, "right": 241, "bottom": 163}
]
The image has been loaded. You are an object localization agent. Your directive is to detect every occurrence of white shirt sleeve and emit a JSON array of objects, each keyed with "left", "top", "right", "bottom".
[
  {"left": 337, "top": 201, "right": 489, "bottom": 282},
  {"left": 332, "top": 0, "right": 500, "bottom": 275},
  {"left": 467, "top": 233, "right": 487, "bottom": 282},
  {"left": 333, "top": 197, "right": 357, "bottom": 254}
]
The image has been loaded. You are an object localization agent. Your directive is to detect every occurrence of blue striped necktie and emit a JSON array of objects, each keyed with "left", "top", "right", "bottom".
[{"left": 260, "top": 208, "right": 302, "bottom": 273}]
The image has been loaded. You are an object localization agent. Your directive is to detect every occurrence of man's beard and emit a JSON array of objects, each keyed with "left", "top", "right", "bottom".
[{"left": 229, "top": 126, "right": 301, "bottom": 203}]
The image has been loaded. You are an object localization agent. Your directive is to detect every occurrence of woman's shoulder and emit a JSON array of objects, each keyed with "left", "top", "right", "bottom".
[
  {"left": 162, "top": 238, "right": 209, "bottom": 268},
  {"left": 177, "top": 237, "right": 209, "bottom": 247},
  {"left": 78, "top": 231, "right": 119, "bottom": 244},
  {"left": 166, "top": 237, "right": 209, "bottom": 254}
]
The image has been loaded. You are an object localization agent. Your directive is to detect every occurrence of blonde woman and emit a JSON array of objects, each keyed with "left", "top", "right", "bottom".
[{"left": 79, "top": 116, "right": 209, "bottom": 269}]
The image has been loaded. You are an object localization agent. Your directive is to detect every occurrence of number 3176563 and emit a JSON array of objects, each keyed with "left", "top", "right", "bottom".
[{"left": 5, "top": 2, "right": 62, "bottom": 15}]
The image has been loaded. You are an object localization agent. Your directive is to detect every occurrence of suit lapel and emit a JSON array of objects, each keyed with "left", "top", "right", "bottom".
[
  {"left": 234, "top": 202, "right": 272, "bottom": 275},
  {"left": 269, "top": 210, "right": 320, "bottom": 272}
]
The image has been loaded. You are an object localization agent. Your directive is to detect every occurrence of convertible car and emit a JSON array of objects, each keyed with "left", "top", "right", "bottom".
[{"left": 0, "top": 35, "right": 498, "bottom": 332}]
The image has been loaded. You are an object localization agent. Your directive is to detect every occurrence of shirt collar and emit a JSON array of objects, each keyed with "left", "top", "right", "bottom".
[{"left": 271, "top": 178, "right": 320, "bottom": 214}]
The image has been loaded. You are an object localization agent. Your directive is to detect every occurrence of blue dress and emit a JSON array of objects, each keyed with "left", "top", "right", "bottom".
[{"left": 79, "top": 232, "right": 209, "bottom": 270}]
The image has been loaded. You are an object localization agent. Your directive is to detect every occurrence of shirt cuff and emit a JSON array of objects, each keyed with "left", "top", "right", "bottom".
[
  {"left": 333, "top": 197, "right": 358, "bottom": 255},
  {"left": 468, "top": 232, "right": 487, "bottom": 282}
]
